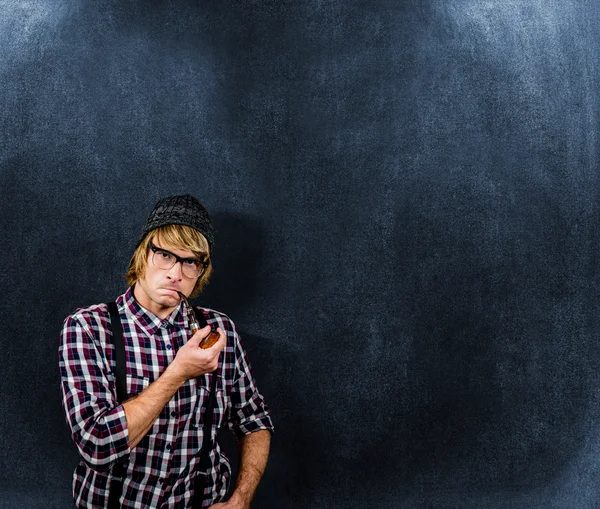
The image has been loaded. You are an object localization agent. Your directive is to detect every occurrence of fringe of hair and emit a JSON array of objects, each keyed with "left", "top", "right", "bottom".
[{"left": 124, "top": 224, "right": 212, "bottom": 297}]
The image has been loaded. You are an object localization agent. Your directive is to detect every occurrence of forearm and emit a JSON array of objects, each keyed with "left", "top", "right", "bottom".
[
  {"left": 123, "top": 364, "right": 185, "bottom": 449},
  {"left": 123, "top": 327, "right": 226, "bottom": 450},
  {"left": 229, "top": 430, "right": 271, "bottom": 508}
]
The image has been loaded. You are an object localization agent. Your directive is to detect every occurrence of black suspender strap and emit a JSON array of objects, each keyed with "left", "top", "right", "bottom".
[
  {"left": 108, "top": 302, "right": 127, "bottom": 403},
  {"left": 192, "top": 370, "right": 219, "bottom": 507},
  {"left": 107, "top": 301, "right": 127, "bottom": 509},
  {"left": 192, "top": 307, "right": 220, "bottom": 509}
]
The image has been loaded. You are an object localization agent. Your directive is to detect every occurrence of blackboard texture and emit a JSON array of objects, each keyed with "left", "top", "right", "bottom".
[{"left": 1, "top": 1, "right": 600, "bottom": 508}]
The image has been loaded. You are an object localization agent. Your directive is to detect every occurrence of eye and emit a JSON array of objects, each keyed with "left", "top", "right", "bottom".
[
  {"left": 183, "top": 259, "right": 200, "bottom": 267},
  {"left": 159, "top": 251, "right": 172, "bottom": 260}
]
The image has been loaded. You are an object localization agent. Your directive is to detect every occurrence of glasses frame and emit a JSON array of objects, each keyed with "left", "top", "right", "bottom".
[{"left": 149, "top": 242, "right": 208, "bottom": 279}]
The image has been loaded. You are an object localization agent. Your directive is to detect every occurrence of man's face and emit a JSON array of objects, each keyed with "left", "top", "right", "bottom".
[{"left": 133, "top": 236, "right": 199, "bottom": 318}]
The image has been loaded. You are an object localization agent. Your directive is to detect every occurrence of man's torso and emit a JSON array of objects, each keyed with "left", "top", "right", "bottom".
[{"left": 61, "top": 288, "right": 239, "bottom": 508}]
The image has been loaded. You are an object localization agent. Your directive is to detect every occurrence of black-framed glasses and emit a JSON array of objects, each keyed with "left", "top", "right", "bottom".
[{"left": 149, "top": 242, "right": 208, "bottom": 279}]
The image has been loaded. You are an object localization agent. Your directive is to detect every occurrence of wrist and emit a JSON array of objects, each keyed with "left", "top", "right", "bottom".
[
  {"left": 227, "top": 492, "right": 250, "bottom": 509},
  {"left": 163, "top": 362, "right": 187, "bottom": 388}
]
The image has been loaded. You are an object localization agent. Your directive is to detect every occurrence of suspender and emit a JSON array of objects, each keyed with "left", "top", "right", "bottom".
[
  {"left": 193, "top": 358, "right": 219, "bottom": 509},
  {"left": 106, "top": 302, "right": 127, "bottom": 508},
  {"left": 106, "top": 301, "right": 218, "bottom": 508},
  {"left": 108, "top": 302, "right": 127, "bottom": 403}
]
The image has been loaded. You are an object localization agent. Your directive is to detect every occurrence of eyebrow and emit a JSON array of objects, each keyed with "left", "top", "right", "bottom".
[{"left": 152, "top": 244, "right": 203, "bottom": 263}]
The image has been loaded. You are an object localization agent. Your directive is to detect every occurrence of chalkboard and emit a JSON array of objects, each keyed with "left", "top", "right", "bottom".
[{"left": 1, "top": 1, "right": 600, "bottom": 508}]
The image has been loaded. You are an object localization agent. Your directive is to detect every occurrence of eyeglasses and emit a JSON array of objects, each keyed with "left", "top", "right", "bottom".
[{"left": 149, "top": 243, "right": 208, "bottom": 279}]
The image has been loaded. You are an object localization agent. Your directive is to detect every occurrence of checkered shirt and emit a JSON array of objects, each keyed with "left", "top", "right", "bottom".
[{"left": 59, "top": 287, "right": 274, "bottom": 508}]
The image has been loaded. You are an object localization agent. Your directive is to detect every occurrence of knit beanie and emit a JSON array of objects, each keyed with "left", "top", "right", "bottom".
[{"left": 138, "top": 195, "right": 214, "bottom": 251}]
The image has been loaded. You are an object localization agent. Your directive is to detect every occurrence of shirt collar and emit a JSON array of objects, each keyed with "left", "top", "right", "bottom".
[{"left": 122, "top": 286, "right": 187, "bottom": 336}]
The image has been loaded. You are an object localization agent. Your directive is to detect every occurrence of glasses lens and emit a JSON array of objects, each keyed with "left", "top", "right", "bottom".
[
  {"left": 182, "top": 262, "right": 205, "bottom": 279},
  {"left": 151, "top": 245, "right": 206, "bottom": 279},
  {"left": 153, "top": 249, "right": 175, "bottom": 269}
]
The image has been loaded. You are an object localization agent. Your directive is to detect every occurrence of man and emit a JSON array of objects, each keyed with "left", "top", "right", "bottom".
[{"left": 59, "top": 195, "right": 274, "bottom": 508}]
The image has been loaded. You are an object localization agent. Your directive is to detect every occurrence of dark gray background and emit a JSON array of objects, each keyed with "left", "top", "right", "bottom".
[{"left": 1, "top": 1, "right": 600, "bottom": 508}]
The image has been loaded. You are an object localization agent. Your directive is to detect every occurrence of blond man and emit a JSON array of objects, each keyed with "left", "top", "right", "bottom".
[{"left": 59, "top": 195, "right": 273, "bottom": 508}]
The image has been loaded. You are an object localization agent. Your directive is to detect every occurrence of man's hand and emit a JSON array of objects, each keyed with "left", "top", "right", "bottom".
[
  {"left": 122, "top": 326, "right": 226, "bottom": 450},
  {"left": 208, "top": 493, "right": 249, "bottom": 509},
  {"left": 168, "top": 325, "right": 227, "bottom": 383},
  {"left": 208, "top": 430, "right": 271, "bottom": 509},
  {"left": 208, "top": 503, "right": 247, "bottom": 509}
]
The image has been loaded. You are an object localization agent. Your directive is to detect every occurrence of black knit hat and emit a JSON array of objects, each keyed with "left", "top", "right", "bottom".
[{"left": 139, "top": 195, "right": 214, "bottom": 251}]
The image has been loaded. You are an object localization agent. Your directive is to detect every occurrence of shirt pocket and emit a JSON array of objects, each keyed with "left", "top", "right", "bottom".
[
  {"left": 127, "top": 373, "right": 151, "bottom": 398},
  {"left": 196, "top": 381, "right": 230, "bottom": 435}
]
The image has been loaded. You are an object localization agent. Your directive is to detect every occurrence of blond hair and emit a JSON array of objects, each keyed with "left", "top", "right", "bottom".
[{"left": 125, "top": 224, "right": 213, "bottom": 297}]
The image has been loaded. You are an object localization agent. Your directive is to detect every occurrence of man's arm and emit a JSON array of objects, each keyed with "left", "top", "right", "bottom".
[
  {"left": 213, "top": 318, "right": 275, "bottom": 508},
  {"left": 60, "top": 312, "right": 226, "bottom": 467},
  {"left": 59, "top": 313, "right": 130, "bottom": 470},
  {"left": 211, "top": 430, "right": 271, "bottom": 509},
  {"left": 122, "top": 364, "right": 186, "bottom": 449},
  {"left": 123, "top": 325, "right": 226, "bottom": 449}
]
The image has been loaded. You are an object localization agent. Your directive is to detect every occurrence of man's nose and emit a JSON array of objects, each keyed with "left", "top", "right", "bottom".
[{"left": 166, "top": 261, "right": 184, "bottom": 280}]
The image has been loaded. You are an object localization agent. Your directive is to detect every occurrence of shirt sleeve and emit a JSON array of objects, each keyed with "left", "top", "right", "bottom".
[
  {"left": 225, "top": 320, "right": 275, "bottom": 440},
  {"left": 58, "top": 312, "right": 130, "bottom": 471}
]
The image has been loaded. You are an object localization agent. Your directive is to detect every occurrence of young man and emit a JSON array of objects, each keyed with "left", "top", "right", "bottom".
[{"left": 59, "top": 195, "right": 274, "bottom": 508}]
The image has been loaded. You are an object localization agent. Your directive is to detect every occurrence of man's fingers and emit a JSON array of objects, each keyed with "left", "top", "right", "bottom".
[
  {"left": 190, "top": 325, "right": 211, "bottom": 343},
  {"left": 206, "top": 328, "right": 226, "bottom": 352}
]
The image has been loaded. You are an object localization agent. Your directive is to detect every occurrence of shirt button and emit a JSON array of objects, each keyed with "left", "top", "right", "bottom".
[
  {"left": 158, "top": 477, "right": 164, "bottom": 483},
  {"left": 166, "top": 344, "right": 172, "bottom": 350},
  {"left": 170, "top": 411, "right": 176, "bottom": 417},
  {"left": 166, "top": 444, "right": 171, "bottom": 450}
]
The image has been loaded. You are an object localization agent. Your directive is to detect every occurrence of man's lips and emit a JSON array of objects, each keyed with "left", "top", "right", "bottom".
[{"left": 161, "top": 288, "right": 181, "bottom": 296}]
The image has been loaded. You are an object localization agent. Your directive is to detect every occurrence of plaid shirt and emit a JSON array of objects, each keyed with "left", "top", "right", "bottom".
[{"left": 59, "top": 287, "right": 274, "bottom": 508}]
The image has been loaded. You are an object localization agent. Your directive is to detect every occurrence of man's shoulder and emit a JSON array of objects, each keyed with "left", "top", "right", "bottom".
[
  {"left": 63, "top": 301, "right": 111, "bottom": 330},
  {"left": 193, "top": 306, "right": 237, "bottom": 331},
  {"left": 60, "top": 301, "right": 114, "bottom": 350},
  {"left": 64, "top": 290, "right": 129, "bottom": 324}
]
